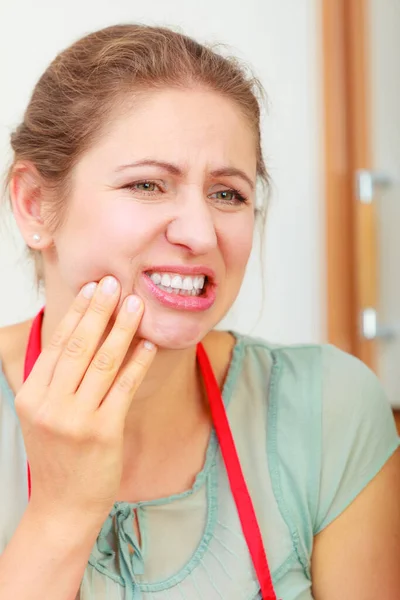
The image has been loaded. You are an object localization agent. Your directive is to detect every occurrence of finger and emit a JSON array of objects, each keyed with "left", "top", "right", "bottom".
[
  {"left": 76, "top": 294, "right": 144, "bottom": 411},
  {"left": 50, "top": 276, "right": 121, "bottom": 395},
  {"left": 100, "top": 339, "right": 157, "bottom": 425},
  {"left": 23, "top": 282, "right": 98, "bottom": 391}
]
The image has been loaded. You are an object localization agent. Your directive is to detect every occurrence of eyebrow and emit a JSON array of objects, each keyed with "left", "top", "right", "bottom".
[{"left": 115, "top": 159, "right": 255, "bottom": 190}]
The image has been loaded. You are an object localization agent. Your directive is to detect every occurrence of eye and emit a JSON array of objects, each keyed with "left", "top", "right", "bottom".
[
  {"left": 209, "top": 188, "right": 248, "bottom": 205},
  {"left": 126, "top": 180, "right": 160, "bottom": 193}
]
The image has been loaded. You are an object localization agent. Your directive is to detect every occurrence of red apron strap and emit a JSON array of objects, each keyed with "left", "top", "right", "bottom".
[
  {"left": 24, "top": 308, "right": 44, "bottom": 381},
  {"left": 197, "top": 342, "right": 277, "bottom": 600},
  {"left": 23, "top": 308, "right": 44, "bottom": 499}
]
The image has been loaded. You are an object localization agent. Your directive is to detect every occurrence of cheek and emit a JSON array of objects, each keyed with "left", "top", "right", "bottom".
[
  {"left": 89, "top": 204, "right": 156, "bottom": 246},
  {"left": 219, "top": 215, "right": 254, "bottom": 274},
  {"left": 53, "top": 199, "right": 170, "bottom": 287},
  {"left": 94, "top": 211, "right": 145, "bottom": 252},
  {"left": 59, "top": 199, "right": 168, "bottom": 258}
]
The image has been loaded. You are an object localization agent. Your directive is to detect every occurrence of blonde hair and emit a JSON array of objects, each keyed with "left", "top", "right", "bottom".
[{"left": 5, "top": 24, "right": 269, "bottom": 282}]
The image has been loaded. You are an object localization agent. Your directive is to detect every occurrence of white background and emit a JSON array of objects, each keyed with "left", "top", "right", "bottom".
[{"left": 0, "top": 0, "right": 325, "bottom": 345}]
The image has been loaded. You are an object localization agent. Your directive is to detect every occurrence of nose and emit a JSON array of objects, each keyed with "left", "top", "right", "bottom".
[{"left": 166, "top": 189, "right": 218, "bottom": 255}]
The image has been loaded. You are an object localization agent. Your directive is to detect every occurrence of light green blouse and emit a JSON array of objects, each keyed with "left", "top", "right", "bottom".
[{"left": 0, "top": 334, "right": 398, "bottom": 599}]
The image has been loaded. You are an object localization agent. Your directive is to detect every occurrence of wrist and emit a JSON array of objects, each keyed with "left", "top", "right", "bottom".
[{"left": 23, "top": 503, "right": 106, "bottom": 553}]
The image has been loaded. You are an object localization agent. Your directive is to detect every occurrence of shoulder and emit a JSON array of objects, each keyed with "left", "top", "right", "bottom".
[
  {"left": 0, "top": 325, "right": 31, "bottom": 552},
  {"left": 0, "top": 320, "right": 32, "bottom": 364},
  {"left": 236, "top": 335, "right": 399, "bottom": 533},
  {"left": 237, "top": 333, "right": 388, "bottom": 410},
  {"left": 238, "top": 334, "right": 397, "bottom": 447},
  {"left": 0, "top": 320, "right": 32, "bottom": 396}
]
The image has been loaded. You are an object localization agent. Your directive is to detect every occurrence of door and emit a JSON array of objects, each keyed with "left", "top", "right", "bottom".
[
  {"left": 323, "top": 0, "right": 400, "bottom": 417},
  {"left": 367, "top": 0, "right": 400, "bottom": 408}
]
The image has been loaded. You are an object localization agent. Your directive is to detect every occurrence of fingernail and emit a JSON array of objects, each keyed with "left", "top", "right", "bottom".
[
  {"left": 143, "top": 340, "right": 155, "bottom": 351},
  {"left": 126, "top": 295, "right": 141, "bottom": 313},
  {"left": 82, "top": 282, "right": 97, "bottom": 299},
  {"left": 101, "top": 276, "right": 118, "bottom": 295}
]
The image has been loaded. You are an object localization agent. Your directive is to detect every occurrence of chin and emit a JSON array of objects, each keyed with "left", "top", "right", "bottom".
[{"left": 137, "top": 312, "right": 215, "bottom": 350}]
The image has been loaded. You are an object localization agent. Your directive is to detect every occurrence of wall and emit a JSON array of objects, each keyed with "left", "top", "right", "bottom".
[{"left": 0, "top": 0, "right": 325, "bottom": 344}]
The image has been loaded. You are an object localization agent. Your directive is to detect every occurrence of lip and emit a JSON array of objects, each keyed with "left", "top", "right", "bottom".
[{"left": 142, "top": 266, "right": 217, "bottom": 312}]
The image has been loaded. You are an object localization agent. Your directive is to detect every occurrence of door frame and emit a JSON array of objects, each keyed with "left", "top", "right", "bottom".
[{"left": 322, "top": 0, "right": 377, "bottom": 371}]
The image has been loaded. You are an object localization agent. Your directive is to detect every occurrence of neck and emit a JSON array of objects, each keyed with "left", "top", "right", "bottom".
[{"left": 123, "top": 343, "right": 208, "bottom": 447}]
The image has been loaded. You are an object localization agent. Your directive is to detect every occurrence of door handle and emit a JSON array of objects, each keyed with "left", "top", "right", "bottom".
[
  {"left": 360, "top": 308, "right": 397, "bottom": 340},
  {"left": 356, "top": 170, "right": 397, "bottom": 341},
  {"left": 355, "top": 169, "right": 393, "bottom": 204}
]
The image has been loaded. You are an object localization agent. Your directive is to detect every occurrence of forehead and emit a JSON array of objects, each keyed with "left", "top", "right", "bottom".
[{"left": 76, "top": 87, "right": 257, "bottom": 176}]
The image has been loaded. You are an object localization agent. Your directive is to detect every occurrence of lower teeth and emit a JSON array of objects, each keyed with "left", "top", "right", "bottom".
[{"left": 156, "top": 284, "right": 202, "bottom": 296}]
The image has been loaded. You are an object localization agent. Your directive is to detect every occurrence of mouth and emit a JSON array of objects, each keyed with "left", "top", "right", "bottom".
[
  {"left": 142, "top": 267, "right": 216, "bottom": 312},
  {"left": 144, "top": 271, "right": 209, "bottom": 297}
]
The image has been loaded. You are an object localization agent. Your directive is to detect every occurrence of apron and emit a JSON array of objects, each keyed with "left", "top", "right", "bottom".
[{"left": 24, "top": 308, "right": 278, "bottom": 600}]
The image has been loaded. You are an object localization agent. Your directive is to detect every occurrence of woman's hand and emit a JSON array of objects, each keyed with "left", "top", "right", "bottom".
[{"left": 15, "top": 276, "right": 156, "bottom": 525}]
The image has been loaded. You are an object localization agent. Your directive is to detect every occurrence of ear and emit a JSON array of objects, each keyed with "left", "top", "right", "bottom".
[{"left": 9, "top": 162, "right": 54, "bottom": 250}]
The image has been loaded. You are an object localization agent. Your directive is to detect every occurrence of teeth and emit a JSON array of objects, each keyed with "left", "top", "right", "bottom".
[
  {"left": 157, "top": 285, "right": 199, "bottom": 296},
  {"left": 171, "top": 275, "right": 183, "bottom": 289},
  {"left": 161, "top": 273, "right": 171, "bottom": 287},
  {"left": 194, "top": 276, "right": 205, "bottom": 290},
  {"left": 148, "top": 271, "right": 208, "bottom": 295},
  {"left": 182, "top": 277, "right": 193, "bottom": 291}
]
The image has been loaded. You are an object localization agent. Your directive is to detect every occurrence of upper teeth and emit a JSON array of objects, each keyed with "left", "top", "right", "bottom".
[{"left": 149, "top": 272, "right": 205, "bottom": 291}]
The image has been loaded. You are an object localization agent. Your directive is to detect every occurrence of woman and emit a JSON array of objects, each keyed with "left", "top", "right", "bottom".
[{"left": 0, "top": 24, "right": 398, "bottom": 600}]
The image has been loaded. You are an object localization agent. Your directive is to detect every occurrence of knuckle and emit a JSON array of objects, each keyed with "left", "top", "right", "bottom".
[
  {"left": 67, "top": 418, "right": 94, "bottom": 443},
  {"left": 36, "top": 410, "right": 86, "bottom": 440},
  {"left": 90, "top": 301, "right": 108, "bottom": 316},
  {"left": 135, "top": 353, "right": 149, "bottom": 369},
  {"left": 49, "top": 328, "right": 65, "bottom": 349},
  {"left": 32, "top": 407, "right": 54, "bottom": 434},
  {"left": 94, "top": 425, "right": 117, "bottom": 446},
  {"left": 117, "top": 372, "right": 138, "bottom": 393},
  {"left": 92, "top": 350, "right": 116, "bottom": 373},
  {"left": 73, "top": 297, "right": 88, "bottom": 315},
  {"left": 14, "top": 391, "right": 28, "bottom": 416},
  {"left": 133, "top": 354, "right": 150, "bottom": 369},
  {"left": 65, "top": 335, "right": 87, "bottom": 358},
  {"left": 115, "top": 320, "right": 134, "bottom": 336},
  {"left": 68, "top": 423, "right": 89, "bottom": 443}
]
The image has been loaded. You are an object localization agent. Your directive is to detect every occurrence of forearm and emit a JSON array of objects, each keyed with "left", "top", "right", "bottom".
[{"left": 0, "top": 506, "right": 102, "bottom": 599}]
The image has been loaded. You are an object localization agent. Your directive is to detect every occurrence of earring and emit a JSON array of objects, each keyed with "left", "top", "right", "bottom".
[{"left": 32, "top": 233, "right": 41, "bottom": 243}]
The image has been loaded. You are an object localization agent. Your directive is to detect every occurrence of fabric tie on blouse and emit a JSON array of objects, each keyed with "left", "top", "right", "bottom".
[{"left": 94, "top": 503, "right": 144, "bottom": 598}]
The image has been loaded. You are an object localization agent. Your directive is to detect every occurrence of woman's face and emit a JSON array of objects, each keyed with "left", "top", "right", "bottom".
[{"left": 49, "top": 88, "right": 257, "bottom": 348}]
